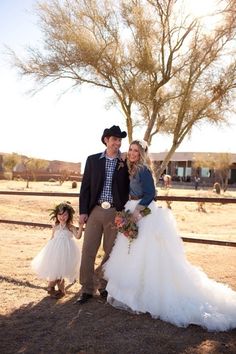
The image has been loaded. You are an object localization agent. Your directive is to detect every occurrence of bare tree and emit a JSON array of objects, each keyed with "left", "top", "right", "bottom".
[
  {"left": 132, "top": 0, "right": 236, "bottom": 177},
  {"left": 58, "top": 169, "right": 70, "bottom": 185},
  {"left": 215, "top": 153, "right": 233, "bottom": 191},
  {"left": 193, "top": 152, "right": 233, "bottom": 191},
  {"left": 26, "top": 158, "right": 49, "bottom": 180},
  {"left": 8, "top": 0, "right": 236, "bottom": 177},
  {"left": 3, "top": 153, "right": 22, "bottom": 179},
  {"left": 22, "top": 158, "right": 49, "bottom": 188},
  {"left": 3, "top": 154, "right": 48, "bottom": 186}
]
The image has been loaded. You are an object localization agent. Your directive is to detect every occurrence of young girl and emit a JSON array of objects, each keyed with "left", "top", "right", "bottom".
[{"left": 31, "top": 201, "right": 81, "bottom": 299}]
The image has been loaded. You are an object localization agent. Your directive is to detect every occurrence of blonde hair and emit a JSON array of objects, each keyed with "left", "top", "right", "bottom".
[{"left": 127, "top": 140, "right": 155, "bottom": 181}]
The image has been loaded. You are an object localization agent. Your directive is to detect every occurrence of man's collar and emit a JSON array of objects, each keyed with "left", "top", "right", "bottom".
[{"left": 99, "top": 150, "right": 121, "bottom": 160}]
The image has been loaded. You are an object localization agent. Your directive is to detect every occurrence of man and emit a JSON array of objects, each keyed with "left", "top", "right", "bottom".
[
  {"left": 75, "top": 125, "right": 130, "bottom": 304},
  {"left": 194, "top": 175, "right": 200, "bottom": 190}
]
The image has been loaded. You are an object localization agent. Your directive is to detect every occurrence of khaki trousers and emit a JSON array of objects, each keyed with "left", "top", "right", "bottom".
[{"left": 79, "top": 205, "right": 117, "bottom": 294}]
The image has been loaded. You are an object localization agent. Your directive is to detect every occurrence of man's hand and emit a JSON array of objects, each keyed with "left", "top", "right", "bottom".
[{"left": 79, "top": 214, "right": 88, "bottom": 225}]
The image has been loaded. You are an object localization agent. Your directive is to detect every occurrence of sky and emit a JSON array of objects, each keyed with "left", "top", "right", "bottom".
[{"left": 1, "top": 0, "right": 236, "bottom": 170}]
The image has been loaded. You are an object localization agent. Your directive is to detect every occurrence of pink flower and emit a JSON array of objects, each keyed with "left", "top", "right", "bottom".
[{"left": 114, "top": 208, "right": 151, "bottom": 253}]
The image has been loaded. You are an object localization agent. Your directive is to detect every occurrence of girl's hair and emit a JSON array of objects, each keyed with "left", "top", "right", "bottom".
[
  {"left": 127, "top": 140, "right": 155, "bottom": 181},
  {"left": 49, "top": 201, "right": 75, "bottom": 226}
]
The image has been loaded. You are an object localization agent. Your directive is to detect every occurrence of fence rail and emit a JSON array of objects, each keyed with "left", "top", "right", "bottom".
[
  {"left": 1, "top": 190, "right": 236, "bottom": 203},
  {"left": 1, "top": 191, "right": 236, "bottom": 247}
]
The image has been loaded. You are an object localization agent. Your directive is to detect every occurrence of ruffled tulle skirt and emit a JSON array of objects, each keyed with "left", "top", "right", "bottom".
[
  {"left": 31, "top": 234, "right": 81, "bottom": 283},
  {"left": 104, "top": 200, "right": 236, "bottom": 331}
]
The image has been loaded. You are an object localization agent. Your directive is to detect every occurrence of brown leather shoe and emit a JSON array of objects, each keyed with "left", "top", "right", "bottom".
[
  {"left": 74, "top": 293, "right": 93, "bottom": 304},
  {"left": 99, "top": 290, "right": 108, "bottom": 300}
]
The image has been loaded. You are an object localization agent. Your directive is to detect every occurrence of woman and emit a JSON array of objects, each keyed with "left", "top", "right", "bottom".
[{"left": 104, "top": 140, "right": 236, "bottom": 331}]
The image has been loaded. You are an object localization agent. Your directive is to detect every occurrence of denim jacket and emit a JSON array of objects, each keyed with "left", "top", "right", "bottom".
[{"left": 129, "top": 165, "right": 156, "bottom": 206}]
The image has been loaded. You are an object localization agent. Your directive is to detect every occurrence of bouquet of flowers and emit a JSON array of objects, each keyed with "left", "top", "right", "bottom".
[{"left": 114, "top": 207, "right": 151, "bottom": 253}]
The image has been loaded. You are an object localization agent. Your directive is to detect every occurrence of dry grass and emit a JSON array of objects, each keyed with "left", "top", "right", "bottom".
[{"left": 0, "top": 181, "right": 236, "bottom": 354}]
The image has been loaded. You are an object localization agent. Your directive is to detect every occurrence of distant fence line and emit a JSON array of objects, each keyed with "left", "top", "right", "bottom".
[
  {"left": 0, "top": 191, "right": 236, "bottom": 247},
  {"left": 11, "top": 172, "right": 83, "bottom": 182},
  {"left": 1, "top": 190, "right": 236, "bottom": 203}
]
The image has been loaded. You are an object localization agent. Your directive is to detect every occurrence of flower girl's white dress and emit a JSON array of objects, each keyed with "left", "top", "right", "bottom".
[
  {"left": 104, "top": 200, "right": 236, "bottom": 332},
  {"left": 32, "top": 225, "right": 81, "bottom": 282}
]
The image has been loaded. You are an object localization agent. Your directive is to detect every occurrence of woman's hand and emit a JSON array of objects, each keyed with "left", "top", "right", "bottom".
[{"left": 132, "top": 209, "right": 142, "bottom": 223}]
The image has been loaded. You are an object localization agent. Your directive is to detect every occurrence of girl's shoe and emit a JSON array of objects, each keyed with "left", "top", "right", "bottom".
[
  {"left": 47, "top": 286, "right": 56, "bottom": 295},
  {"left": 57, "top": 279, "right": 66, "bottom": 294},
  {"left": 51, "top": 289, "right": 65, "bottom": 299}
]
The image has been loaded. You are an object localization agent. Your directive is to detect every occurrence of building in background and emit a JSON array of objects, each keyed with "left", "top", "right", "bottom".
[
  {"left": 1, "top": 151, "right": 236, "bottom": 185},
  {"left": 12, "top": 160, "right": 82, "bottom": 182},
  {"left": 150, "top": 152, "right": 236, "bottom": 185},
  {"left": 0, "top": 153, "right": 82, "bottom": 182}
]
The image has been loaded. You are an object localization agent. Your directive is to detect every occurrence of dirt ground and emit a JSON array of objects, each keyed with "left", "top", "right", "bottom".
[{"left": 0, "top": 181, "right": 236, "bottom": 354}]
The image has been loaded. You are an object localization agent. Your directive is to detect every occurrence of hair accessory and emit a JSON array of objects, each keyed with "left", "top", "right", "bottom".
[
  {"left": 49, "top": 201, "right": 75, "bottom": 221},
  {"left": 136, "top": 139, "right": 148, "bottom": 151}
]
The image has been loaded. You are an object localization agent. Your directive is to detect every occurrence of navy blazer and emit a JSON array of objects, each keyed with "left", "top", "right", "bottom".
[{"left": 79, "top": 153, "right": 130, "bottom": 215}]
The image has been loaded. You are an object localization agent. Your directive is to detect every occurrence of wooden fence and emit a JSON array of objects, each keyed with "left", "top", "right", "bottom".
[{"left": 0, "top": 191, "right": 236, "bottom": 247}]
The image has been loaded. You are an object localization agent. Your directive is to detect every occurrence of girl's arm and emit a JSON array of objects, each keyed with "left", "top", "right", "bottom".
[
  {"left": 71, "top": 225, "right": 80, "bottom": 239},
  {"left": 50, "top": 226, "right": 55, "bottom": 239}
]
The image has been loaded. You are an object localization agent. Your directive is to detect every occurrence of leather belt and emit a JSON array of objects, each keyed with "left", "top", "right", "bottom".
[
  {"left": 129, "top": 195, "right": 142, "bottom": 200},
  {"left": 97, "top": 201, "right": 114, "bottom": 209}
]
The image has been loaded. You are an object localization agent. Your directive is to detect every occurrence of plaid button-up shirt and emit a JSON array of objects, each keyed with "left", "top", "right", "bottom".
[{"left": 98, "top": 152, "right": 118, "bottom": 204}]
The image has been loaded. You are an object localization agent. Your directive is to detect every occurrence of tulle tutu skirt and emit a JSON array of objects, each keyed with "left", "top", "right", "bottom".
[
  {"left": 31, "top": 229, "right": 81, "bottom": 283},
  {"left": 104, "top": 200, "right": 236, "bottom": 331}
]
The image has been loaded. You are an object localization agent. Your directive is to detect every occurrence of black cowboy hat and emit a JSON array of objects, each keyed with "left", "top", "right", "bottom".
[{"left": 101, "top": 125, "right": 127, "bottom": 145}]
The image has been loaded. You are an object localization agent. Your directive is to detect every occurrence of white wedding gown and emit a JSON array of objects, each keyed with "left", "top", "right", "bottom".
[
  {"left": 104, "top": 200, "right": 236, "bottom": 331},
  {"left": 31, "top": 225, "right": 81, "bottom": 283}
]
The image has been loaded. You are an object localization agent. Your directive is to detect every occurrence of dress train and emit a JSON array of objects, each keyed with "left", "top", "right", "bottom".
[{"left": 104, "top": 200, "right": 236, "bottom": 331}]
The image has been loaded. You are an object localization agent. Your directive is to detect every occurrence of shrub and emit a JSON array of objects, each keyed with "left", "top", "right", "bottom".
[
  {"left": 4, "top": 172, "right": 12, "bottom": 180},
  {"left": 72, "top": 181, "right": 77, "bottom": 189},
  {"left": 213, "top": 182, "right": 221, "bottom": 194},
  {"left": 48, "top": 178, "right": 56, "bottom": 183}
]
